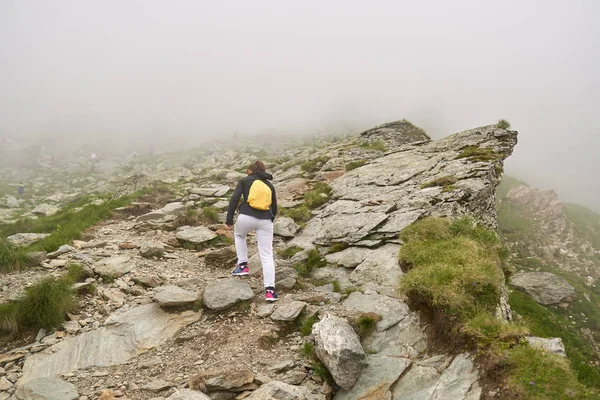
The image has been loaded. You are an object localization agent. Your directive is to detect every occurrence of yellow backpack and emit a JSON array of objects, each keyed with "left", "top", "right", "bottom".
[{"left": 247, "top": 180, "right": 272, "bottom": 211}]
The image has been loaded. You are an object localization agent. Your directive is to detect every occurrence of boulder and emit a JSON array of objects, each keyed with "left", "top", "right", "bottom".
[
  {"left": 139, "top": 241, "right": 165, "bottom": 258},
  {"left": 176, "top": 227, "right": 218, "bottom": 245},
  {"left": 245, "top": 380, "right": 308, "bottom": 400},
  {"left": 274, "top": 217, "right": 300, "bottom": 238},
  {"left": 510, "top": 271, "right": 575, "bottom": 305},
  {"left": 312, "top": 314, "right": 367, "bottom": 390},
  {"left": 93, "top": 255, "right": 134, "bottom": 277},
  {"left": 31, "top": 203, "right": 59, "bottom": 216},
  {"left": 275, "top": 267, "right": 298, "bottom": 290},
  {"left": 526, "top": 337, "right": 567, "bottom": 357},
  {"left": 343, "top": 291, "right": 410, "bottom": 331},
  {"left": 257, "top": 304, "right": 275, "bottom": 317},
  {"left": 15, "top": 377, "right": 78, "bottom": 400},
  {"left": 168, "top": 389, "right": 211, "bottom": 400},
  {"left": 6, "top": 195, "right": 20, "bottom": 208},
  {"left": 204, "top": 246, "right": 237, "bottom": 268},
  {"left": 154, "top": 285, "right": 199, "bottom": 307},
  {"left": 203, "top": 280, "right": 254, "bottom": 310},
  {"left": 47, "top": 245, "right": 75, "bottom": 259},
  {"left": 136, "top": 202, "right": 186, "bottom": 222},
  {"left": 20, "top": 304, "right": 200, "bottom": 383},
  {"left": 270, "top": 301, "right": 307, "bottom": 322},
  {"left": 203, "top": 368, "right": 254, "bottom": 391},
  {"left": 24, "top": 251, "right": 47, "bottom": 267},
  {"left": 6, "top": 233, "right": 50, "bottom": 248}
]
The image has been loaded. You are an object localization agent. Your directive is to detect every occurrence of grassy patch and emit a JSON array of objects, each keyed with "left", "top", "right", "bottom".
[
  {"left": 202, "top": 206, "right": 220, "bottom": 223},
  {"left": 299, "top": 341, "right": 334, "bottom": 384},
  {"left": 300, "top": 156, "right": 330, "bottom": 173},
  {"left": 293, "top": 249, "right": 327, "bottom": 277},
  {"left": 456, "top": 146, "right": 503, "bottom": 162},
  {"left": 0, "top": 238, "right": 28, "bottom": 273},
  {"left": 360, "top": 140, "right": 387, "bottom": 152},
  {"left": 327, "top": 242, "right": 348, "bottom": 254},
  {"left": 304, "top": 183, "right": 332, "bottom": 209},
  {"left": 300, "top": 315, "right": 319, "bottom": 336},
  {"left": 345, "top": 160, "right": 367, "bottom": 172},
  {"left": 353, "top": 312, "right": 382, "bottom": 339},
  {"left": 563, "top": 203, "right": 600, "bottom": 251},
  {"left": 331, "top": 280, "right": 341, "bottom": 293},
  {"left": 497, "top": 119, "right": 511, "bottom": 129},
  {"left": 175, "top": 209, "right": 203, "bottom": 227},
  {"left": 420, "top": 175, "right": 458, "bottom": 190},
  {"left": 278, "top": 246, "right": 304, "bottom": 260},
  {"left": 279, "top": 206, "right": 312, "bottom": 224}
]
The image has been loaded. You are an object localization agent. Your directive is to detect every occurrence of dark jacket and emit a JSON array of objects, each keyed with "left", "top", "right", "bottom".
[{"left": 226, "top": 171, "right": 278, "bottom": 225}]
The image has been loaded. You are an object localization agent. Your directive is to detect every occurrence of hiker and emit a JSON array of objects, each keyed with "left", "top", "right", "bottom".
[
  {"left": 226, "top": 160, "right": 279, "bottom": 302},
  {"left": 17, "top": 184, "right": 24, "bottom": 199}
]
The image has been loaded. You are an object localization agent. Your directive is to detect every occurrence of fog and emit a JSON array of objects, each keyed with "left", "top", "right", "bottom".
[{"left": 1, "top": 1, "right": 599, "bottom": 209}]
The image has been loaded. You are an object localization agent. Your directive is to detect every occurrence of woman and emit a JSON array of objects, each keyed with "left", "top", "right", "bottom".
[{"left": 226, "top": 160, "right": 279, "bottom": 302}]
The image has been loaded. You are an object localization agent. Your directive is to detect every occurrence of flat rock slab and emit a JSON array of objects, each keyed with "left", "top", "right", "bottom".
[
  {"left": 15, "top": 377, "right": 78, "bottom": 400},
  {"left": 203, "top": 368, "right": 254, "bottom": 391},
  {"left": 527, "top": 337, "right": 567, "bottom": 357},
  {"left": 510, "top": 271, "right": 575, "bottom": 305},
  {"left": 245, "top": 380, "right": 309, "bottom": 400},
  {"left": 335, "top": 354, "right": 412, "bottom": 399},
  {"left": 168, "top": 389, "right": 211, "bottom": 400},
  {"left": 154, "top": 285, "right": 199, "bottom": 307},
  {"left": 142, "top": 379, "right": 174, "bottom": 392},
  {"left": 270, "top": 301, "right": 307, "bottom": 322},
  {"left": 190, "top": 185, "right": 230, "bottom": 197},
  {"left": 274, "top": 217, "right": 300, "bottom": 238},
  {"left": 93, "top": 255, "right": 134, "bottom": 277},
  {"left": 203, "top": 280, "right": 254, "bottom": 310},
  {"left": 20, "top": 304, "right": 200, "bottom": 383},
  {"left": 312, "top": 314, "right": 367, "bottom": 390},
  {"left": 31, "top": 203, "right": 59, "bottom": 216},
  {"left": 6, "top": 233, "right": 51, "bottom": 248},
  {"left": 257, "top": 304, "right": 275, "bottom": 317},
  {"left": 204, "top": 246, "right": 237, "bottom": 267},
  {"left": 176, "top": 227, "right": 218, "bottom": 244},
  {"left": 343, "top": 291, "right": 410, "bottom": 331}
]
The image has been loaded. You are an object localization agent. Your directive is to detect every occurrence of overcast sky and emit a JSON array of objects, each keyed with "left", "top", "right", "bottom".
[{"left": 1, "top": 0, "right": 599, "bottom": 209}]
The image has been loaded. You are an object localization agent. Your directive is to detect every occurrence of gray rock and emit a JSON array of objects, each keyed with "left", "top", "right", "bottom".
[
  {"left": 429, "top": 353, "right": 481, "bottom": 400},
  {"left": 390, "top": 361, "right": 441, "bottom": 399},
  {"left": 176, "top": 227, "right": 218, "bottom": 244},
  {"left": 510, "top": 271, "right": 575, "bottom": 305},
  {"left": 257, "top": 304, "right": 275, "bottom": 317},
  {"left": 93, "top": 255, "right": 134, "bottom": 277},
  {"left": 203, "top": 280, "right": 254, "bottom": 310},
  {"left": 204, "top": 368, "right": 254, "bottom": 390},
  {"left": 190, "top": 185, "right": 230, "bottom": 197},
  {"left": 20, "top": 304, "right": 200, "bottom": 383},
  {"left": 6, "top": 195, "right": 20, "bottom": 208},
  {"left": 312, "top": 314, "right": 367, "bottom": 390},
  {"left": 343, "top": 291, "right": 410, "bottom": 331},
  {"left": 15, "top": 377, "right": 78, "bottom": 400},
  {"left": 270, "top": 301, "right": 307, "bottom": 322},
  {"left": 348, "top": 244, "right": 403, "bottom": 289},
  {"left": 62, "top": 320, "right": 80, "bottom": 334},
  {"left": 204, "top": 246, "right": 237, "bottom": 268},
  {"left": 526, "top": 337, "right": 567, "bottom": 357},
  {"left": 363, "top": 311, "right": 428, "bottom": 359},
  {"left": 6, "top": 233, "right": 51, "bottom": 247},
  {"left": 0, "top": 377, "right": 12, "bottom": 390},
  {"left": 335, "top": 354, "right": 411, "bottom": 399},
  {"left": 142, "top": 379, "right": 174, "bottom": 392},
  {"left": 31, "top": 203, "right": 59, "bottom": 216},
  {"left": 24, "top": 251, "right": 47, "bottom": 267},
  {"left": 274, "top": 217, "right": 300, "bottom": 238},
  {"left": 275, "top": 267, "right": 298, "bottom": 290},
  {"left": 154, "top": 285, "right": 199, "bottom": 307},
  {"left": 47, "top": 245, "right": 75, "bottom": 259},
  {"left": 136, "top": 202, "right": 186, "bottom": 222},
  {"left": 168, "top": 389, "right": 211, "bottom": 400},
  {"left": 139, "top": 241, "right": 165, "bottom": 258},
  {"left": 245, "top": 380, "right": 309, "bottom": 400}
]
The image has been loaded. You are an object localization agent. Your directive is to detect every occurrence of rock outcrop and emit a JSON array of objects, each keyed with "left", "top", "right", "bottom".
[{"left": 510, "top": 271, "right": 575, "bottom": 305}]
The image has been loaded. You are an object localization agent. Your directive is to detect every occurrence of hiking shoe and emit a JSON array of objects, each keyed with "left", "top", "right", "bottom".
[
  {"left": 265, "top": 289, "right": 279, "bottom": 302},
  {"left": 232, "top": 264, "right": 249, "bottom": 276}
]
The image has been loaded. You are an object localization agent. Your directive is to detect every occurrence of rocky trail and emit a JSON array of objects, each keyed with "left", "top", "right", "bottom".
[{"left": 1, "top": 121, "right": 520, "bottom": 400}]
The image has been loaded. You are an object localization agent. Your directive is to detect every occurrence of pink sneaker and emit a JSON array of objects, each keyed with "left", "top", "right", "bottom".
[
  {"left": 265, "top": 289, "right": 279, "bottom": 302},
  {"left": 232, "top": 263, "right": 249, "bottom": 276}
]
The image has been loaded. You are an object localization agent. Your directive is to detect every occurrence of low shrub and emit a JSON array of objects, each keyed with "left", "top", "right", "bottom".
[
  {"left": 456, "top": 146, "right": 503, "bottom": 162},
  {"left": 0, "top": 239, "right": 28, "bottom": 273},
  {"left": 304, "top": 183, "right": 332, "bottom": 209},
  {"left": 360, "top": 140, "right": 387, "bottom": 152},
  {"left": 497, "top": 119, "right": 511, "bottom": 129},
  {"left": 300, "top": 156, "right": 330, "bottom": 173},
  {"left": 278, "top": 246, "right": 304, "bottom": 260},
  {"left": 345, "top": 160, "right": 367, "bottom": 172},
  {"left": 279, "top": 206, "right": 312, "bottom": 224}
]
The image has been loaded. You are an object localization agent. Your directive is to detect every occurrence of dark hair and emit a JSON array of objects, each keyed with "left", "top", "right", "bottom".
[{"left": 248, "top": 160, "right": 266, "bottom": 172}]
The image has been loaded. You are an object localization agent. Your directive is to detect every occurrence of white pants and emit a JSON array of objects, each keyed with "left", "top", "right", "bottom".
[{"left": 234, "top": 214, "right": 275, "bottom": 288}]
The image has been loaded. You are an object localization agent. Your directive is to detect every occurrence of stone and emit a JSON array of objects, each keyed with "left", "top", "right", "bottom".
[
  {"left": 190, "top": 185, "right": 230, "bottom": 197},
  {"left": 526, "top": 337, "right": 567, "bottom": 357},
  {"left": 47, "top": 245, "right": 75, "bottom": 259},
  {"left": 510, "top": 271, "right": 575, "bottom": 305},
  {"left": 154, "top": 285, "right": 199, "bottom": 307},
  {"left": 270, "top": 301, "right": 307, "bottom": 322},
  {"left": 335, "top": 354, "right": 412, "bottom": 399},
  {"left": 31, "top": 203, "right": 59, "bottom": 216},
  {"left": 203, "top": 280, "right": 254, "bottom": 310},
  {"left": 20, "top": 304, "right": 200, "bottom": 383},
  {"left": 142, "top": 379, "right": 174, "bottom": 392},
  {"left": 139, "top": 241, "right": 165, "bottom": 258},
  {"left": 176, "top": 227, "right": 218, "bottom": 244},
  {"left": 203, "top": 368, "right": 254, "bottom": 391},
  {"left": 362, "top": 311, "right": 427, "bottom": 359},
  {"left": 5, "top": 195, "right": 20, "bottom": 208},
  {"left": 15, "top": 377, "right": 78, "bottom": 400},
  {"left": 0, "top": 376, "right": 12, "bottom": 390},
  {"left": 274, "top": 217, "right": 300, "bottom": 238},
  {"left": 204, "top": 246, "right": 237, "bottom": 267},
  {"left": 6, "top": 233, "right": 51, "bottom": 247},
  {"left": 312, "top": 314, "right": 367, "bottom": 390},
  {"left": 275, "top": 267, "right": 298, "bottom": 290},
  {"left": 245, "top": 381, "right": 308, "bottom": 400},
  {"left": 257, "top": 304, "right": 275, "bottom": 317},
  {"left": 429, "top": 353, "right": 481, "bottom": 400},
  {"left": 93, "top": 256, "right": 134, "bottom": 278},
  {"left": 62, "top": 320, "right": 81, "bottom": 334},
  {"left": 343, "top": 291, "right": 410, "bottom": 331},
  {"left": 75, "top": 240, "right": 107, "bottom": 249},
  {"left": 348, "top": 244, "right": 403, "bottom": 289},
  {"left": 24, "top": 251, "right": 47, "bottom": 266},
  {"left": 168, "top": 389, "right": 211, "bottom": 400},
  {"left": 136, "top": 202, "right": 186, "bottom": 222},
  {"left": 134, "top": 275, "right": 165, "bottom": 288},
  {"left": 390, "top": 361, "right": 440, "bottom": 399}
]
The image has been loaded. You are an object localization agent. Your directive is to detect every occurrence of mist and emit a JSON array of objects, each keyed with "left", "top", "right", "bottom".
[{"left": 1, "top": 0, "right": 599, "bottom": 209}]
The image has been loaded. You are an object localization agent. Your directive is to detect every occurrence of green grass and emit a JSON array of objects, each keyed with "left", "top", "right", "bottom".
[
  {"left": 331, "top": 280, "right": 341, "bottom": 293},
  {"left": 0, "top": 275, "right": 78, "bottom": 332},
  {"left": 354, "top": 313, "right": 382, "bottom": 339},
  {"left": 497, "top": 119, "right": 511, "bottom": 129},
  {"left": 278, "top": 246, "right": 304, "bottom": 260},
  {"left": 293, "top": 249, "right": 327, "bottom": 277},
  {"left": 496, "top": 176, "right": 528, "bottom": 201},
  {"left": 360, "top": 140, "right": 387, "bottom": 152},
  {"left": 202, "top": 206, "right": 220, "bottom": 223},
  {"left": 175, "top": 209, "right": 202, "bottom": 227},
  {"left": 345, "top": 160, "right": 367, "bottom": 172},
  {"left": 456, "top": 146, "right": 503, "bottom": 162},
  {"left": 327, "top": 242, "right": 348, "bottom": 254},
  {"left": 0, "top": 238, "right": 28, "bottom": 273},
  {"left": 300, "top": 315, "right": 319, "bottom": 336},
  {"left": 299, "top": 341, "right": 334, "bottom": 384},
  {"left": 304, "top": 183, "right": 332, "bottom": 209},
  {"left": 420, "top": 175, "right": 458, "bottom": 190},
  {"left": 279, "top": 206, "right": 313, "bottom": 224},
  {"left": 563, "top": 203, "right": 600, "bottom": 251},
  {"left": 300, "top": 156, "right": 330, "bottom": 173}
]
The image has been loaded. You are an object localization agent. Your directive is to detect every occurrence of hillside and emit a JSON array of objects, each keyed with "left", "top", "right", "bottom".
[{"left": 1, "top": 121, "right": 597, "bottom": 400}]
